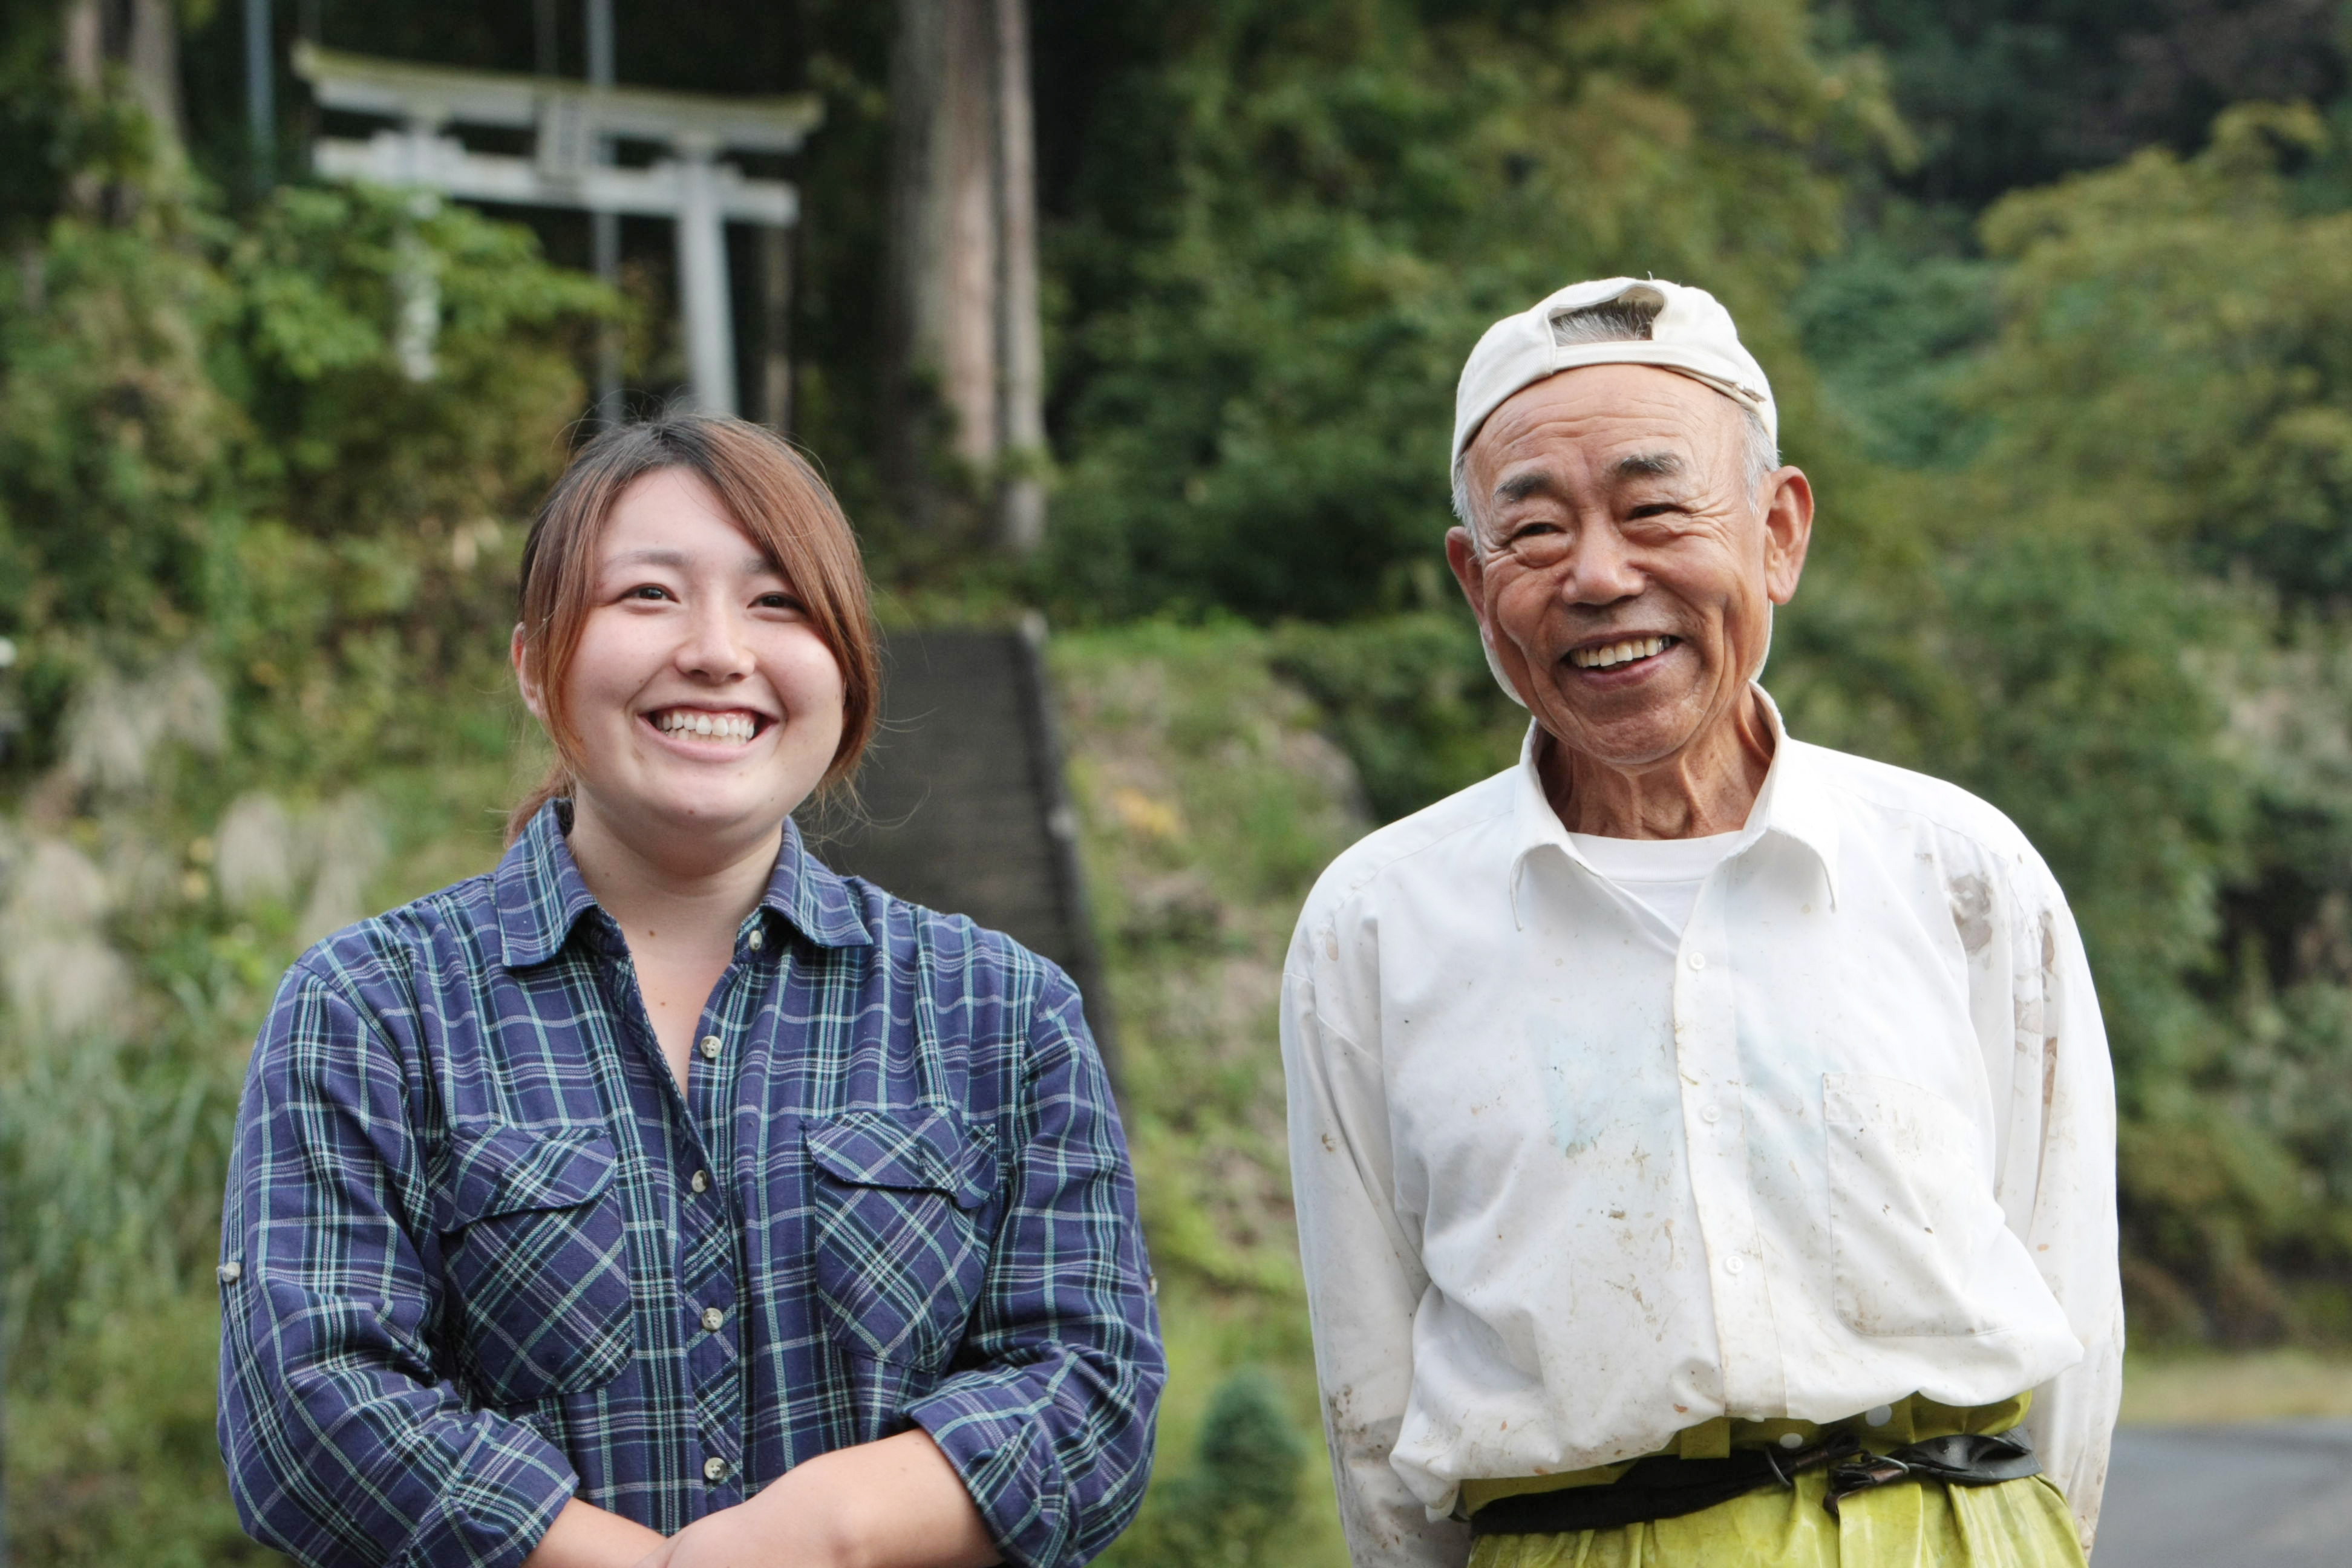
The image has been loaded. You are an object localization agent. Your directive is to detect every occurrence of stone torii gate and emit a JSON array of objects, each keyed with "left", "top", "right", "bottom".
[{"left": 293, "top": 42, "right": 820, "bottom": 417}]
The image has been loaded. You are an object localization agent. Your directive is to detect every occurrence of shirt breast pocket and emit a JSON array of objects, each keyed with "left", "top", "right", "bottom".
[
  {"left": 1823, "top": 1073, "right": 2037, "bottom": 1339},
  {"left": 437, "top": 1122, "right": 635, "bottom": 1408},
  {"left": 805, "top": 1109, "right": 998, "bottom": 1373}
]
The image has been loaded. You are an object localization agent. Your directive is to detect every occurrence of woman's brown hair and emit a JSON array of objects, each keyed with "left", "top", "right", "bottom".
[{"left": 505, "top": 414, "right": 881, "bottom": 843}]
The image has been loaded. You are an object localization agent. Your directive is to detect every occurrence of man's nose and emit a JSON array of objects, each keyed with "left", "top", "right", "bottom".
[{"left": 1561, "top": 525, "right": 1643, "bottom": 606}]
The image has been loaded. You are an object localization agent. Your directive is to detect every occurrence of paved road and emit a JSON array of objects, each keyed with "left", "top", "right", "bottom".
[{"left": 2096, "top": 1422, "right": 2352, "bottom": 1566}]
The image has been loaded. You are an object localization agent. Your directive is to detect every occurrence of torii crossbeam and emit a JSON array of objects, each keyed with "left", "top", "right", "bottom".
[{"left": 293, "top": 42, "right": 822, "bottom": 417}]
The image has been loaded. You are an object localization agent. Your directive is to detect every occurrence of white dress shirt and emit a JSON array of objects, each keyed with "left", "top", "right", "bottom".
[
  {"left": 1564, "top": 829, "right": 1741, "bottom": 932},
  {"left": 1281, "top": 693, "right": 2123, "bottom": 1566}
]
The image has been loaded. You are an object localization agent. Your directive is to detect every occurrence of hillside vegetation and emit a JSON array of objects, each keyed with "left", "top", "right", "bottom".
[{"left": 11, "top": 0, "right": 2352, "bottom": 1560}]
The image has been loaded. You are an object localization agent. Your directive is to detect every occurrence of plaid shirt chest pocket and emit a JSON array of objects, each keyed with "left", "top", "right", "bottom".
[
  {"left": 805, "top": 1109, "right": 998, "bottom": 1372},
  {"left": 435, "top": 1122, "right": 636, "bottom": 1408}
]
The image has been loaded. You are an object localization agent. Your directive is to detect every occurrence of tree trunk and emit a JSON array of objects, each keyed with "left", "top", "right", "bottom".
[
  {"left": 885, "top": 0, "right": 1047, "bottom": 552},
  {"left": 61, "top": 0, "right": 185, "bottom": 215},
  {"left": 991, "top": 0, "right": 1044, "bottom": 553}
]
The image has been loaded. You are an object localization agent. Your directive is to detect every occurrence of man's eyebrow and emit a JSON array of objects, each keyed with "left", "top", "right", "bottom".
[
  {"left": 1492, "top": 451, "right": 1684, "bottom": 507},
  {"left": 1613, "top": 450, "right": 1684, "bottom": 480},
  {"left": 1494, "top": 471, "right": 1560, "bottom": 506}
]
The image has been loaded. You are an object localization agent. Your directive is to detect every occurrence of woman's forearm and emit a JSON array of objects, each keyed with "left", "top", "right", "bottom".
[
  {"left": 658, "top": 1429, "right": 998, "bottom": 1568},
  {"left": 795, "top": 1428, "right": 1000, "bottom": 1568},
  {"left": 522, "top": 1498, "right": 670, "bottom": 1568}
]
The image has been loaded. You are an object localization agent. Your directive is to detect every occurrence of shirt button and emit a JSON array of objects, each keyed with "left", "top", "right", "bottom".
[
  {"left": 1687, "top": 951, "right": 1708, "bottom": 970},
  {"left": 1778, "top": 1431, "right": 1805, "bottom": 1449},
  {"left": 1866, "top": 1405, "right": 1895, "bottom": 1427},
  {"left": 747, "top": 927, "right": 764, "bottom": 951},
  {"left": 690, "top": 1169, "right": 710, "bottom": 1194},
  {"left": 1723, "top": 1255, "right": 1745, "bottom": 1276},
  {"left": 701, "top": 1306, "right": 726, "bottom": 1332},
  {"left": 217, "top": 1261, "right": 242, "bottom": 1283},
  {"left": 1700, "top": 1105, "right": 1722, "bottom": 1125},
  {"left": 703, "top": 1455, "right": 730, "bottom": 1483},
  {"left": 699, "top": 1035, "right": 722, "bottom": 1060}
]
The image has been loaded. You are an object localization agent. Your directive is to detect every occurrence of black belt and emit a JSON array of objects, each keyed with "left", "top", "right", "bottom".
[{"left": 1468, "top": 1428, "right": 2042, "bottom": 1537}]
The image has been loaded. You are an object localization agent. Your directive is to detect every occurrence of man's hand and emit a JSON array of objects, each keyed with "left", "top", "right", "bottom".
[{"left": 645, "top": 1429, "right": 999, "bottom": 1568}]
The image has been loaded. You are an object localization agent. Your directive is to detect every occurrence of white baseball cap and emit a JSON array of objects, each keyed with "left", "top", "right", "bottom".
[{"left": 1450, "top": 277, "right": 1776, "bottom": 471}]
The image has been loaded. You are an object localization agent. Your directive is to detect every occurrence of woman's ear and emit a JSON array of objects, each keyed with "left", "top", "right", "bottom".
[{"left": 511, "top": 625, "right": 546, "bottom": 721}]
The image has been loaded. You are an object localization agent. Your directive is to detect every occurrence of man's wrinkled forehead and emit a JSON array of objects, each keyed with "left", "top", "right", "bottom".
[{"left": 1468, "top": 363, "right": 1742, "bottom": 492}]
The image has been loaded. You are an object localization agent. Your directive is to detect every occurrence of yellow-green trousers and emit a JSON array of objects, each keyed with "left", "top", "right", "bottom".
[
  {"left": 1468, "top": 1469, "right": 2083, "bottom": 1568},
  {"left": 1463, "top": 1396, "right": 2085, "bottom": 1568}
]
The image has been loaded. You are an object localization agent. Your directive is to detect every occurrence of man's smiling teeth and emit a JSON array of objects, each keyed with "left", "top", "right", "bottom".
[
  {"left": 653, "top": 710, "right": 759, "bottom": 742},
  {"left": 1570, "top": 635, "right": 1671, "bottom": 670}
]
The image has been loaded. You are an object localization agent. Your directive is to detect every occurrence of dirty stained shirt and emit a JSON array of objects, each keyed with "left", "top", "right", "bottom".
[{"left": 1281, "top": 692, "right": 2123, "bottom": 1568}]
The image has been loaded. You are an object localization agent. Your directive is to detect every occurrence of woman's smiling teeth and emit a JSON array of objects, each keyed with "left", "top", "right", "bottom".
[
  {"left": 652, "top": 708, "right": 761, "bottom": 743},
  {"left": 1569, "top": 635, "right": 1674, "bottom": 671}
]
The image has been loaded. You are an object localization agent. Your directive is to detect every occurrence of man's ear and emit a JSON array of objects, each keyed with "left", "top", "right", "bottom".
[
  {"left": 1760, "top": 468, "right": 1815, "bottom": 607},
  {"left": 511, "top": 624, "right": 546, "bottom": 721},
  {"left": 1446, "top": 524, "right": 1530, "bottom": 710},
  {"left": 1445, "top": 525, "right": 1489, "bottom": 624}
]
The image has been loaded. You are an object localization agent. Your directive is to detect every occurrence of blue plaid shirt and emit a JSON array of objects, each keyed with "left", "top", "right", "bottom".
[{"left": 218, "top": 802, "right": 1162, "bottom": 1568}]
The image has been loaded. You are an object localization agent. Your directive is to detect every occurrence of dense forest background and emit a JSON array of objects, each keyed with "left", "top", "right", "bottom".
[{"left": 8, "top": 0, "right": 2352, "bottom": 1562}]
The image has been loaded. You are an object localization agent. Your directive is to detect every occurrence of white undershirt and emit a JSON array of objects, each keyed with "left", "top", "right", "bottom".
[{"left": 1566, "top": 829, "right": 1743, "bottom": 933}]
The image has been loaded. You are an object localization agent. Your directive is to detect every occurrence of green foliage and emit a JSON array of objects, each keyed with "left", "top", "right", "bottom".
[
  {"left": 1822, "top": 0, "right": 2348, "bottom": 207},
  {"left": 1791, "top": 223, "right": 1998, "bottom": 469},
  {"left": 1110, "top": 1368, "right": 1307, "bottom": 1568},
  {"left": 223, "top": 185, "right": 613, "bottom": 541},
  {"left": 1037, "top": 0, "right": 1896, "bottom": 621},
  {"left": 1054, "top": 625, "right": 1354, "bottom": 1566},
  {"left": 1968, "top": 104, "right": 2352, "bottom": 601},
  {"left": 1057, "top": 621, "right": 1362, "bottom": 1295},
  {"left": 0, "top": 74, "right": 608, "bottom": 1561},
  {"left": 0, "top": 218, "right": 234, "bottom": 678},
  {"left": 1268, "top": 610, "right": 1519, "bottom": 821}
]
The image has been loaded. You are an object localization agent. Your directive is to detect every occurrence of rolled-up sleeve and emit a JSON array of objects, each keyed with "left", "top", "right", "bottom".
[
  {"left": 905, "top": 969, "right": 1165, "bottom": 1568},
  {"left": 218, "top": 963, "right": 578, "bottom": 1568}
]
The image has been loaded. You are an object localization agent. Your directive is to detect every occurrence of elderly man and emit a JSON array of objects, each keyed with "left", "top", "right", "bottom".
[{"left": 1281, "top": 278, "right": 2122, "bottom": 1568}]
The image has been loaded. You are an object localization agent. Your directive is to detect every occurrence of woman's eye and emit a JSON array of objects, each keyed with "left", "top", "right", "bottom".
[
  {"left": 626, "top": 584, "right": 673, "bottom": 601},
  {"left": 755, "top": 592, "right": 803, "bottom": 612}
]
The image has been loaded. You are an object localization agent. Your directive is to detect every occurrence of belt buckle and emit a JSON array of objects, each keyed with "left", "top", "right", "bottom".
[
  {"left": 1823, "top": 1453, "right": 1913, "bottom": 1517},
  {"left": 1764, "top": 1429, "right": 1861, "bottom": 1488}
]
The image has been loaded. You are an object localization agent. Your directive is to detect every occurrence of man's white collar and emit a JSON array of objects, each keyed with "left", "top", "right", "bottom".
[{"left": 1504, "top": 684, "right": 1843, "bottom": 927}]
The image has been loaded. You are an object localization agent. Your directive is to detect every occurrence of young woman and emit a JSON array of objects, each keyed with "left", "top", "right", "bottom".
[{"left": 219, "top": 415, "right": 1163, "bottom": 1568}]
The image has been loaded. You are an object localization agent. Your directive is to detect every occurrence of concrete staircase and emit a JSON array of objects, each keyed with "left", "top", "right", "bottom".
[{"left": 803, "top": 621, "right": 1116, "bottom": 1070}]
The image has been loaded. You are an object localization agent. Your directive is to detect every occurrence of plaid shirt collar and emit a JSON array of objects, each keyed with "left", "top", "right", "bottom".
[{"left": 493, "top": 800, "right": 874, "bottom": 970}]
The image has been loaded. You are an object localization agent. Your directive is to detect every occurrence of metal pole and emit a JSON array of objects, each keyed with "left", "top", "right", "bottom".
[
  {"left": 585, "top": 0, "right": 622, "bottom": 424},
  {"left": 244, "top": 0, "right": 275, "bottom": 193}
]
